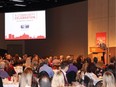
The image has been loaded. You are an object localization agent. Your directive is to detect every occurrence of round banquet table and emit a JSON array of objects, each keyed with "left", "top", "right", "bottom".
[{"left": 3, "top": 83, "right": 19, "bottom": 87}]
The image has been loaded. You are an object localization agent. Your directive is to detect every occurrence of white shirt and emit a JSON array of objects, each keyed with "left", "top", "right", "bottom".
[
  {"left": 60, "top": 69, "right": 68, "bottom": 84},
  {"left": 84, "top": 72, "right": 101, "bottom": 85}
]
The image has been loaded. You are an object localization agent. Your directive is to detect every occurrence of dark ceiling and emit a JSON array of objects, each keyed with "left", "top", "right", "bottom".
[{"left": 0, "top": 0, "right": 86, "bottom": 12}]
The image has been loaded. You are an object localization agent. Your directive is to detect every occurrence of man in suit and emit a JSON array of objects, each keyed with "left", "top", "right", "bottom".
[{"left": 99, "top": 41, "right": 107, "bottom": 64}]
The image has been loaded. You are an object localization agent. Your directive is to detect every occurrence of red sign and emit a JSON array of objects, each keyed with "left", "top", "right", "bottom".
[{"left": 96, "top": 32, "right": 106, "bottom": 47}]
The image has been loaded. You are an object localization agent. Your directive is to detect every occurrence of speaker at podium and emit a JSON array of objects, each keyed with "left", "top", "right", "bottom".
[
  {"left": 90, "top": 47, "right": 106, "bottom": 63},
  {"left": 90, "top": 47, "right": 105, "bottom": 53}
]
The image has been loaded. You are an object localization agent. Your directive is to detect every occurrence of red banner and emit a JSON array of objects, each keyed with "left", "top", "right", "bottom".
[{"left": 96, "top": 32, "right": 106, "bottom": 47}]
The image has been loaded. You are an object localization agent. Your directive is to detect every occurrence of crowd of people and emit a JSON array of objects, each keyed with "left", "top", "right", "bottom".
[{"left": 0, "top": 53, "right": 116, "bottom": 87}]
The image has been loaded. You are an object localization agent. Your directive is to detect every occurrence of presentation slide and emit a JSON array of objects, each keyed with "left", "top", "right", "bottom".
[{"left": 5, "top": 10, "right": 46, "bottom": 40}]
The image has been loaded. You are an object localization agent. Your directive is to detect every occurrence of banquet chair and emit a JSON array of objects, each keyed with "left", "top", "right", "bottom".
[
  {"left": 84, "top": 75, "right": 94, "bottom": 87},
  {"left": 38, "top": 71, "right": 49, "bottom": 78},
  {"left": 0, "top": 77, "right": 3, "bottom": 87},
  {"left": 95, "top": 80, "right": 103, "bottom": 87},
  {"left": 39, "top": 71, "right": 51, "bottom": 87},
  {"left": 66, "top": 71, "right": 76, "bottom": 84}
]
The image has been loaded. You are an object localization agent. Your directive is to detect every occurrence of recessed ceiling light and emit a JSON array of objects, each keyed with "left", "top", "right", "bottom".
[
  {"left": 11, "top": 0, "right": 24, "bottom": 2},
  {"left": 14, "top": 4, "right": 26, "bottom": 7},
  {"left": 0, "top": 6, "right": 3, "bottom": 8}
]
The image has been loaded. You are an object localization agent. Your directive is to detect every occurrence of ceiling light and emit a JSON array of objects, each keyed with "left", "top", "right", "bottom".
[
  {"left": 0, "top": 6, "right": 3, "bottom": 8},
  {"left": 14, "top": 4, "right": 26, "bottom": 6},
  {"left": 11, "top": 0, "right": 24, "bottom": 2}
]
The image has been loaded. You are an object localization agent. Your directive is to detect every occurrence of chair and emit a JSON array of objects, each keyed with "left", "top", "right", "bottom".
[
  {"left": 0, "top": 77, "right": 3, "bottom": 87},
  {"left": 38, "top": 71, "right": 49, "bottom": 78},
  {"left": 39, "top": 71, "right": 51, "bottom": 87},
  {"left": 66, "top": 71, "right": 76, "bottom": 84},
  {"left": 84, "top": 75, "right": 94, "bottom": 87},
  {"left": 95, "top": 80, "right": 103, "bottom": 87},
  {"left": 39, "top": 76, "right": 51, "bottom": 87}
]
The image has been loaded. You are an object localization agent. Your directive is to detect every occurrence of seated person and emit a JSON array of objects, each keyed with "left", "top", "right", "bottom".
[
  {"left": 59, "top": 61, "right": 69, "bottom": 86},
  {"left": 4, "top": 60, "right": 16, "bottom": 76},
  {"left": 102, "top": 71, "right": 116, "bottom": 87},
  {"left": 19, "top": 67, "right": 38, "bottom": 87},
  {"left": 82, "top": 63, "right": 101, "bottom": 86},
  {"left": 66, "top": 58, "right": 78, "bottom": 84},
  {"left": 51, "top": 70, "right": 65, "bottom": 87},
  {"left": 0, "top": 61, "right": 9, "bottom": 79},
  {"left": 39, "top": 71, "right": 51, "bottom": 87},
  {"left": 106, "top": 56, "right": 116, "bottom": 79},
  {"left": 38, "top": 58, "right": 54, "bottom": 79}
]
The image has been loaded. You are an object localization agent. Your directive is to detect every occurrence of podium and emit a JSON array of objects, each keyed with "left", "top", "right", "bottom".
[
  {"left": 90, "top": 47, "right": 105, "bottom": 62},
  {"left": 90, "top": 47, "right": 105, "bottom": 53}
]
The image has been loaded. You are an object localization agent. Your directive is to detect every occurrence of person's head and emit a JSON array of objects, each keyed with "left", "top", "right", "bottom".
[
  {"left": 59, "top": 55, "right": 64, "bottom": 60},
  {"left": 93, "top": 57, "right": 98, "bottom": 64},
  {"left": 99, "top": 39, "right": 103, "bottom": 43},
  {"left": 0, "top": 61, "right": 6, "bottom": 69},
  {"left": 84, "top": 57, "right": 91, "bottom": 64},
  {"left": 77, "top": 55, "right": 83, "bottom": 62},
  {"left": 42, "top": 58, "right": 49, "bottom": 65},
  {"left": 22, "top": 54, "right": 28, "bottom": 60},
  {"left": 103, "top": 71, "right": 116, "bottom": 87},
  {"left": 87, "top": 63, "right": 96, "bottom": 73},
  {"left": 25, "top": 57, "right": 32, "bottom": 67},
  {"left": 67, "top": 57, "right": 73, "bottom": 64},
  {"left": 110, "top": 56, "right": 116, "bottom": 63},
  {"left": 60, "top": 61, "right": 69, "bottom": 72},
  {"left": 24, "top": 67, "right": 33, "bottom": 74},
  {"left": 6, "top": 54, "right": 12, "bottom": 60}
]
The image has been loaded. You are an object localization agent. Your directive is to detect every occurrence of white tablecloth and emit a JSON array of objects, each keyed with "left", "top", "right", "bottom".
[
  {"left": 3, "top": 83, "right": 19, "bottom": 87},
  {"left": 3, "top": 78, "right": 19, "bottom": 87}
]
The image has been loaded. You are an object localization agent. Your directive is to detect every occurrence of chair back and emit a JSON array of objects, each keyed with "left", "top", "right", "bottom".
[
  {"left": 66, "top": 71, "right": 76, "bottom": 84},
  {"left": 0, "top": 77, "right": 3, "bottom": 87}
]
